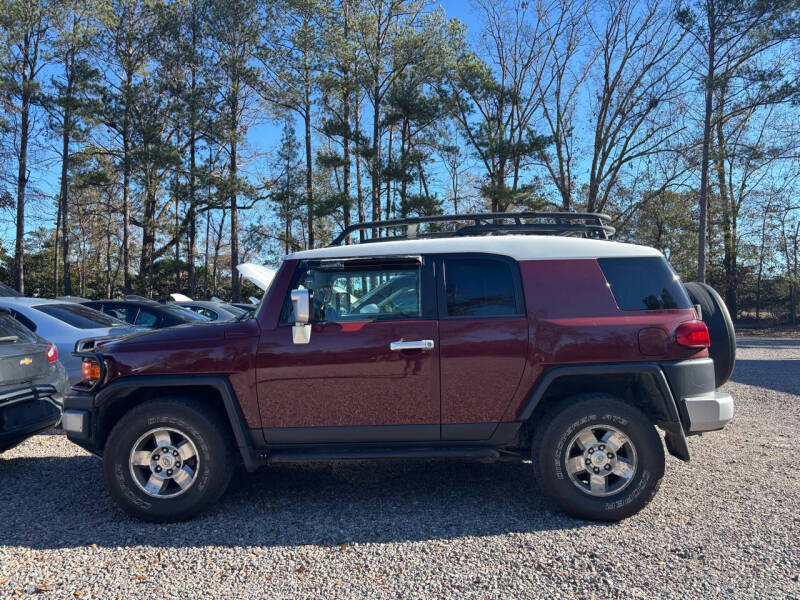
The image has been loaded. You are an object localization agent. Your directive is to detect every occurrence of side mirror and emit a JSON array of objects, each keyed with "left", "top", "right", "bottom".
[{"left": 290, "top": 289, "right": 312, "bottom": 344}]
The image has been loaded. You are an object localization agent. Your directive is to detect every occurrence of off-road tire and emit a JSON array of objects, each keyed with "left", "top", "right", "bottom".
[
  {"left": 532, "top": 394, "right": 665, "bottom": 521},
  {"left": 103, "top": 397, "right": 235, "bottom": 522}
]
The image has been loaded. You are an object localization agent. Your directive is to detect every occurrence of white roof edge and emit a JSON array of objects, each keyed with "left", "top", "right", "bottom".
[{"left": 287, "top": 235, "right": 662, "bottom": 262}]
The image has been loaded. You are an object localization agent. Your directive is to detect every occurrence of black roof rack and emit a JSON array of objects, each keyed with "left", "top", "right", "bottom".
[{"left": 329, "top": 211, "right": 615, "bottom": 246}]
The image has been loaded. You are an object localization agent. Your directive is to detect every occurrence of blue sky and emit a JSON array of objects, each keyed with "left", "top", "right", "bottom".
[{"left": 245, "top": 1, "right": 481, "bottom": 178}]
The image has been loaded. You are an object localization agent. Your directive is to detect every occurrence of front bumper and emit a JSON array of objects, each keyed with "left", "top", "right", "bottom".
[
  {"left": 683, "top": 391, "right": 734, "bottom": 432},
  {"left": 61, "top": 408, "right": 91, "bottom": 440}
]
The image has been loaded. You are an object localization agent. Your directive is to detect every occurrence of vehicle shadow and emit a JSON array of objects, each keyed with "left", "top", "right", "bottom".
[
  {"left": 0, "top": 453, "right": 592, "bottom": 550},
  {"left": 729, "top": 359, "right": 800, "bottom": 396}
]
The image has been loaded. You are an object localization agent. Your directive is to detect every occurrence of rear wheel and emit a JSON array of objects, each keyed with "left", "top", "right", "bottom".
[
  {"left": 532, "top": 394, "right": 664, "bottom": 521},
  {"left": 103, "top": 397, "right": 234, "bottom": 522}
]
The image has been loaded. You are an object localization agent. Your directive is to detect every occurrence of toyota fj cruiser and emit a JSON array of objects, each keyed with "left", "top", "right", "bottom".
[{"left": 62, "top": 212, "right": 735, "bottom": 522}]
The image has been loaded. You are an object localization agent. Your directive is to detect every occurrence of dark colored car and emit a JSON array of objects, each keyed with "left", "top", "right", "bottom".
[
  {"left": 62, "top": 212, "right": 735, "bottom": 523},
  {"left": 0, "top": 308, "right": 68, "bottom": 453},
  {"left": 0, "top": 283, "right": 21, "bottom": 297},
  {"left": 83, "top": 300, "right": 211, "bottom": 329},
  {"left": 172, "top": 301, "right": 249, "bottom": 322}
]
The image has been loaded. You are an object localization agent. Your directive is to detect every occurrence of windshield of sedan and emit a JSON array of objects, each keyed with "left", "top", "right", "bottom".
[
  {"left": 0, "top": 312, "right": 38, "bottom": 342},
  {"left": 34, "top": 303, "right": 128, "bottom": 329}
]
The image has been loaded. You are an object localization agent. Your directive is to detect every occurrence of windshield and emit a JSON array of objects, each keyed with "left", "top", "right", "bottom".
[
  {"left": 35, "top": 303, "right": 128, "bottom": 329},
  {"left": 0, "top": 283, "right": 21, "bottom": 297},
  {"left": 0, "top": 312, "right": 38, "bottom": 343}
]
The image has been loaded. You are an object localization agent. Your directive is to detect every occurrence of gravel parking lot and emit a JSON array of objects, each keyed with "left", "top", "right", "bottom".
[{"left": 1, "top": 337, "right": 798, "bottom": 599}]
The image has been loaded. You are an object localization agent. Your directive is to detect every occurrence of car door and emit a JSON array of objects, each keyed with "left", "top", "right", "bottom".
[
  {"left": 435, "top": 254, "right": 529, "bottom": 440},
  {"left": 256, "top": 256, "right": 440, "bottom": 444}
]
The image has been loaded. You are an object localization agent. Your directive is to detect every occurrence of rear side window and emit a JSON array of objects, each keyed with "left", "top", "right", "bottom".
[
  {"left": 34, "top": 303, "right": 125, "bottom": 328},
  {"left": 598, "top": 257, "right": 692, "bottom": 311},
  {"left": 443, "top": 258, "right": 520, "bottom": 317}
]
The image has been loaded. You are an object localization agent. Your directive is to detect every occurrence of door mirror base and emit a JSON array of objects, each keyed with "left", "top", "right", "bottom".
[{"left": 292, "top": 324, "right": 312, "bottom": 344}]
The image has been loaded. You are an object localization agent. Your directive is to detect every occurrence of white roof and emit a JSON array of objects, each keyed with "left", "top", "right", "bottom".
[{"left": 288, "top": 235, "right": 662, "bottom": 262}]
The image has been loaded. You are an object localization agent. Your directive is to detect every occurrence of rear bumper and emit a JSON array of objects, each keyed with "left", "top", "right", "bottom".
[
  {"left": 661, "top": 358, "right": 734, "bottom": 434},
  {"left": 683, "top": 392, "right": 734, "bottom": 432},
  {"left": 0, "top": 384, "right": 63, "bottom": 451}
]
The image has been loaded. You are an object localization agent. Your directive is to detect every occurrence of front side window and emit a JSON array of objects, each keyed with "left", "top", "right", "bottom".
[
  {"left": 292, "top": 266, "right": 421, "bottom": 323},
  {"left": 443, "top": 258, "right": 519, "bottom": 317}
]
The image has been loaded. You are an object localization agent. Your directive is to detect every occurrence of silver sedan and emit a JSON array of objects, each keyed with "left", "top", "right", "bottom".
[{"left": 0, "top": 297, "right": 141, "bottom": 384}]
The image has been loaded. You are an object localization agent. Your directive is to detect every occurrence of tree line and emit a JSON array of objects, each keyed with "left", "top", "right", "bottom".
[{"left": 1, "top": 0, "right": 799, "bottom": 322}]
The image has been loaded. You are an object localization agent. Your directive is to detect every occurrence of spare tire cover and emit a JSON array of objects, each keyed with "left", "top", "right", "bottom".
[{"left": 683, "top": 282, "right": 736, "bottom": 388}]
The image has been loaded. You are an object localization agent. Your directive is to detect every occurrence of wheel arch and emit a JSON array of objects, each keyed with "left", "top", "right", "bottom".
[
  {"left": 518, "top": 363, "right": 690, "bottom": 461},
  {"left": 94, "top": 375, "right": 261, "bottom": 471}
]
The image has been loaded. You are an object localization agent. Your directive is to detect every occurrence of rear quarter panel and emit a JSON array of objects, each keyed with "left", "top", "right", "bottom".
[{"left": 501, "top": 258, "right": 706, "bottom": 421}]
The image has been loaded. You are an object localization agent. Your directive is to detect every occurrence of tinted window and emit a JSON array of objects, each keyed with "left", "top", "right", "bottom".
[
  {"left": 186, "top": 306, "right": 218, "bottom": 320},
  {"left": 135, "top": 309, "right": 158, "bottom": 326},
  {"left": 444, "top": 259, "right": 518, "bottom": 317},
  {"left": 223, "top": 304, "right": 247, "bottom": 317},
  {"left": 0, "top": 283, "right": 21, "bottom": 297},
  {"left": 292, "top": 266, "right": 421, "bottom": 322},
  {"left": 102, "top": 305, "right": 136, "bottom": 323},
  {"left": 0, "top": 313, "right": 38, "bottom": 343},
  {"left": 598, "top": 257, "right": 692, "bottom": 310},
  {"left": 162, "top": 305, "right": 210, "bottom": 322},
  {"left": 8, "top": 310, "right": 38, "bottom": 332},
  {"left": 35, "top": 303, "right": 126, "bottom": 329}
]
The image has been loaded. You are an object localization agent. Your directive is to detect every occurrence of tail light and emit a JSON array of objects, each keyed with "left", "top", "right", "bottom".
[
  {"left": 81, "top": 358, "right": 102, "bottom": 382},
  {"left": 46, "top": 342, "right": 58, "bottom": 362},
  {"left": 675, "top": 321, "right": 711, "bottom": 348}
]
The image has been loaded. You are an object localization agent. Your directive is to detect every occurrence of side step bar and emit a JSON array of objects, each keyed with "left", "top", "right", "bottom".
[{"left": 265, "top": 446, "right": 504, "bottom": 464}]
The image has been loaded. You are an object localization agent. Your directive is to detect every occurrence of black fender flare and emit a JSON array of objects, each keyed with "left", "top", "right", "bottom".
[
  {"left": 517, "top": 362, "right": 690, "bottom": 461},
  {"left": 93, "top": 375, "right": 261, "bottom": 472}
]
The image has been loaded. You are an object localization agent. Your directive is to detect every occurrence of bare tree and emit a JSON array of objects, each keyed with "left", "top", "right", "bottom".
[
  {"left": 585, "top": 0, "right": 690, "bottom": 213},
  {"left": 534, "top": 0, "right": 593, "bottom": 209}
]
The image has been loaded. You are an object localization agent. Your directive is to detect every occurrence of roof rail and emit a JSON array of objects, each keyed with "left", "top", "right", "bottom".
[{"left": 329, "top": 211, "right": 615, "bottom": 246}]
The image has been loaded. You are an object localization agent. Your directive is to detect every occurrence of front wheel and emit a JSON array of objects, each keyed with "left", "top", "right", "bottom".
[
  {"left": 532, "top": 394, "right": 665, "bottom": 521},
  {"left": 103, "top": 397, "right": 235, "bottom": 522}
]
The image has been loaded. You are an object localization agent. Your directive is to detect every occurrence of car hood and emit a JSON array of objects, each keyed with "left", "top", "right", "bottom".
[
  {"left": 100, "top": 320, "right": 233, "bottom": 349},
  {"left": 237, "top": 263, "right": 276, "bottom": 292}
]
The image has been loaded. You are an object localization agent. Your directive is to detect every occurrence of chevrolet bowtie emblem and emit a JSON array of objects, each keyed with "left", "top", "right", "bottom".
[{"left": 19, "top": 357, "right": 32, "bottom": 366}]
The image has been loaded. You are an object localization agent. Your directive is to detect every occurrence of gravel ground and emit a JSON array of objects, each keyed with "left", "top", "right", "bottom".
[{"left": 1, "top": 337, "right": 798, "bottom": 599}]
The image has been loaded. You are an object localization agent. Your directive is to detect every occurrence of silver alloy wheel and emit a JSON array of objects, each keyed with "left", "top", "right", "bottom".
[
  {"left": 564, "top": 424, "right": 638, "bottom": 497},
  {"left": 129, "top": 427, "right": 200, "bottom": 498}
]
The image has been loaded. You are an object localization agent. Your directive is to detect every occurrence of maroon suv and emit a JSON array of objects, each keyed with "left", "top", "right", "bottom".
[{"left": 62, "top": 213, "right": 735, "bottom": 522}]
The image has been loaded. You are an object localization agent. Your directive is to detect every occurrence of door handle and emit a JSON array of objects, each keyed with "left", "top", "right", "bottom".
[{"left": 390, "top": 339, "right": 435, "bottom": 351}]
